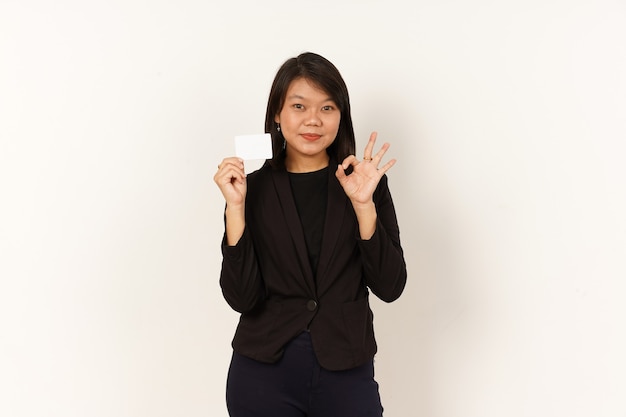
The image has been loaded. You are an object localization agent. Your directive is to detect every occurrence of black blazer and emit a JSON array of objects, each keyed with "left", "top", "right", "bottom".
[{"left": 219, "top": 161, "right": 407, "bottom": 371}]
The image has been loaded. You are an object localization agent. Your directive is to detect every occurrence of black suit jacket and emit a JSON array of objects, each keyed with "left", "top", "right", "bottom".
[{"left": 219, "top": 161, "right": 407, "bottom": 371}]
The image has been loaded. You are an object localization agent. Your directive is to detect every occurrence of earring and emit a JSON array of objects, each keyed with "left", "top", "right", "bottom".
[{"left": 277, "top": 124, "right": 281, "bottom": 132}]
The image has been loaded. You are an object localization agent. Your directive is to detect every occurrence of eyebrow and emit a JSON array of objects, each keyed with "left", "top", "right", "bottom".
[{"left": 286, "top": 94, "right": 335, "bottom": 102}]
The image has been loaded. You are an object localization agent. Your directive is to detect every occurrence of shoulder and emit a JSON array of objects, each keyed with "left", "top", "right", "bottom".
[
  {"left": 245, "top": 162, "right": 282, "bottom": 200},
  {"left": 246, "top": 162, "right": 274, "bottom": 185}
]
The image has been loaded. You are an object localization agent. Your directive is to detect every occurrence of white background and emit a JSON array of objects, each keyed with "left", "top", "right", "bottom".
[{"left": 1, "top": 1, "right": 625, "bottom": 416}]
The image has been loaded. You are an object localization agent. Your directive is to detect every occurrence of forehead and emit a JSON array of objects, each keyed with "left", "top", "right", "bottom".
[{"left": 285, "top": 78, "right": 333, "bottom": 101}]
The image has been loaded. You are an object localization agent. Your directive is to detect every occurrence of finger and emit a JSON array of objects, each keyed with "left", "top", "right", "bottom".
[
  {"left": 363, "top": 132, "right": 378, "bottom": 160},
  {"left": 340, "top": 155, "right": 358, "bottom": 170},
  {"left": 217, "top": 157, "right": 244, "bottom": 171},
  {"left": 218, "top": 157, "right": 243, "bottom": 167},
  {"left": 215, "top": 160, "right": 244, "bottom": 176},
  {"left": 377, "top": 158, "right": 397, "bottom": 176},
  {"left": 215, "top": 165, "right": 246, "bottom": 185},
  {"left": 227, "top": 167, "right": 247, "bottom": 183},
  {"left": 372, "top": 142, "right": 391, "bottom": 165},
  {"left": 216, "top": 160, "right": 246, "bottom": 179},
  {"left": 335, "top": 164, "right": 347, "bottom": 182}
]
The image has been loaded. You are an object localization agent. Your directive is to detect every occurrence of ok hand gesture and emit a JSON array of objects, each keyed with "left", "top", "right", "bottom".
[{"left": 335, "top": 132, "right": 396, "bottom": 208}]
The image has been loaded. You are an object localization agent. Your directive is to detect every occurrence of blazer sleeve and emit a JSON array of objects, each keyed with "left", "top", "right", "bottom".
[
  {"left": 219, "top": 226, "right": 265, "bottom": 313},
  {"left": 357, "top": 175, "right": 407, "bottom": 302}
]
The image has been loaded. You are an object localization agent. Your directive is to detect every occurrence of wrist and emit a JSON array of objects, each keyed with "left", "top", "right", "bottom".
[
  {"left": 225, "top": 203, "right": 245, "bottom": 216},
  {"left": 351, "top": 201, "right": 377, "bottom": 240},
  {"left": 225, "top": 205, "right": 245, "bottom": 246},
  {"left": 351, "top": 199, "right": 375, "bottom": 214}
]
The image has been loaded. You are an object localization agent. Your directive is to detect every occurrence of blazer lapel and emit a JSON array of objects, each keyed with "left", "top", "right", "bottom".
[
  {"left": 271, "top": 168, "right": 317, "bottom": 294},
  {"left": 315, "top": 166, "right": 349, "bottom": 285}
]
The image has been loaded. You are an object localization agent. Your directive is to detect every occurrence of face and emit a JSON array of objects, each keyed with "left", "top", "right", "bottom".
[{"left": 275, "top": 77, "right": 341, "bottom": 172}]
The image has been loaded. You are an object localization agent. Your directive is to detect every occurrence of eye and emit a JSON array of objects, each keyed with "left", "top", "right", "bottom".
[
  {"left": 293, "top": 104, "right": 304, "bottom": 110},
  {"left": 321, "top": 105, "right": 334, "bottom": 111}
]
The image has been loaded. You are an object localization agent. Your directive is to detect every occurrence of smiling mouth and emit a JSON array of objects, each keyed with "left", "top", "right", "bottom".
[{"left": 301, "top": 133, "right": 321, "bottom": 141}]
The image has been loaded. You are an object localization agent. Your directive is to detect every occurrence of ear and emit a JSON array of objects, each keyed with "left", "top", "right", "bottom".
[{"left": 274, "top": 115, "right": 280, "bottom": 124}]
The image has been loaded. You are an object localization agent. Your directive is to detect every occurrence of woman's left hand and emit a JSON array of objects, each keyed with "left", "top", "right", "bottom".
[{"left": 336, "top": 132, "right": 396, "bottom": 207}]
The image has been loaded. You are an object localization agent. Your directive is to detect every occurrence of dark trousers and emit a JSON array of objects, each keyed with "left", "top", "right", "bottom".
[{"left": 226, "top": 331, "right": 384, "bottom": 417}]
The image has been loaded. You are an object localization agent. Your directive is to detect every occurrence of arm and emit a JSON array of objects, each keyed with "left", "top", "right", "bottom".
[
  {"left": 214, "top": 158, "right": 265, "bottom": 313},
  {"left": 219, "top": 226, "right": 265, "bottom": 313},
  {"left": 335, "top": 133, "right": 407, "bottom": 302},
  {"left": 357, "top": 175, "right": 407, "bottom": 302}
]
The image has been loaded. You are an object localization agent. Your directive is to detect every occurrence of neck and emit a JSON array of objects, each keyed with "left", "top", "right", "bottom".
[{"left": 285, "top": 154, "right": 330, "bottom": 173}]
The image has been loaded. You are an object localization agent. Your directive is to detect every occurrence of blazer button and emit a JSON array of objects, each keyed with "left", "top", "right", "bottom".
[{"left": 306, "top": 300, "right": 318, "bottom": 311}]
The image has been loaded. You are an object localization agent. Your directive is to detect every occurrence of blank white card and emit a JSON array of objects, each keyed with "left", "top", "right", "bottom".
[{"left": 234, "top": 133, "right": 273, "bottom": 160}]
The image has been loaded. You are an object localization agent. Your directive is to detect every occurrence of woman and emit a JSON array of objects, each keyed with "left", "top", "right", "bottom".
[{"left": 214, "top": 52, "right": 407, "bottom": 417}]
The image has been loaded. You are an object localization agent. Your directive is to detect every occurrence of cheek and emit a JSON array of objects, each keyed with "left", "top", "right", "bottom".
[
  {"left": 329, "top": 115, "right": 341, "bottom": 132},
  {"left": 280, "top": 113, "right": 298, "bottom": 129}
]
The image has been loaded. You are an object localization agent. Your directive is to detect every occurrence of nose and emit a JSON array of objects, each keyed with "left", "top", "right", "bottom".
[{"left": 304, "top": 109, "right": 321, "bottom": 126}]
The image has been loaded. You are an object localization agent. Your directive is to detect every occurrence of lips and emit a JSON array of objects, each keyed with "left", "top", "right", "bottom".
[{"left": 301, "top": 133, "right": 322, "bottom": 141}]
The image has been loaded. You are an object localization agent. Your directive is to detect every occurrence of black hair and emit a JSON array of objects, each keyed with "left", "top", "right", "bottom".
[{"left": 264, "top": 52, "right": 356, "bottom": 168}]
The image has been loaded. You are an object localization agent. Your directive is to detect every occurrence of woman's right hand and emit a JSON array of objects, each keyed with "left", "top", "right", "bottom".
[{"left": 214, "top": 157, "right": 247, "bottom": 209}]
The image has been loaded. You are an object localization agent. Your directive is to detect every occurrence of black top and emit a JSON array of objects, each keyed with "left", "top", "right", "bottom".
[{"left": 288, "top": 167, "right": 329, "bottom": 277}]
